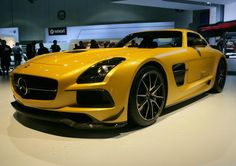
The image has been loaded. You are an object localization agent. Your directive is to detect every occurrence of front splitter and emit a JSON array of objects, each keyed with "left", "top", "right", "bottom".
[{"left": 11, "top": 101, "right": 127, "bottom": 129}]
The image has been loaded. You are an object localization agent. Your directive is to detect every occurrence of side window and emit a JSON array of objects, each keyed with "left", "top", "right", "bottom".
[
  {"left": 124, "top": 37, "right": 143, "bottom": 47},
  {"left": 187, "top": 32, "right": 207, "bottom": 47}
]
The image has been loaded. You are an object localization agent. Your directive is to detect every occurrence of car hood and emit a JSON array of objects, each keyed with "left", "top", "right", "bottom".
[
  {"left": 30, "top": 48, "right": 179, "bottom": 67},
  {"left": 29, "top": 48, "right": 164, "bottom": 67}
]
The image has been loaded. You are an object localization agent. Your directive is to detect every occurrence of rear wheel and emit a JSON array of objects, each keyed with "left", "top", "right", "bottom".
[
  {"left": 128, "top": 66, "right": 167, "bottom": 126},
  {"left": 211, "top": 59, "right": 227, "bottom": 93}
]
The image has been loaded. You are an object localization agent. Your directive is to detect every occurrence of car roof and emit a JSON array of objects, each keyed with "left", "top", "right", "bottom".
[{"left": 132, "top": 28, "right": 197, "bottom": 34}]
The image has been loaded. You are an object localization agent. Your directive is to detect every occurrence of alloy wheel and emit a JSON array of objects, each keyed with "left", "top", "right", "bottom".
[{"left": 136, "top": 71, "right": 165, "bottom": 121}]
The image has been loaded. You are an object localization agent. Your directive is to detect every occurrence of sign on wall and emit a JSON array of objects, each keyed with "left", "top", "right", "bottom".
[
  {"left": 0, "top": 27, "right": 19, "bottom": 47},
  {"left": 48, "top": 27, "right": 67, "bottom": 36}
]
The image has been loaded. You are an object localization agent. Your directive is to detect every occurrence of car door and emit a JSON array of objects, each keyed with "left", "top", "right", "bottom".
[{"left": 186, "top": 32, "right": 215, "bottom": 84}]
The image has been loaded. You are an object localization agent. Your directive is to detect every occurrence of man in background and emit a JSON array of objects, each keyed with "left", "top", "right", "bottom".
[
  {"left": 0, "top": 40, "right": 12, "bottom": 75},
  {"left": 26, "top": 41, "right": 36, "bottom": 60},
  {"left": 12, "top": 42, "right": 22, "bottom": 66},
  {"left": 50, "top": 40, "right": 61, "bottom": 52},
  {"left": 78, "top": 41, "right": 86, "bottom": 49},
  {"left": 0, "top": 38, "right": 2, "bottom": 75},
  {"left": 90, "top": 39, "right": 99, "bottom": 48},
  {"left": 38, "top": 43, "right": 49, "bottom": 55}
]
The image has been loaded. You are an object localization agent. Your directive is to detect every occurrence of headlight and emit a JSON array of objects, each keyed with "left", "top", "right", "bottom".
[{"left": 77, "top": 57, "right": 125, "bottom": 83}]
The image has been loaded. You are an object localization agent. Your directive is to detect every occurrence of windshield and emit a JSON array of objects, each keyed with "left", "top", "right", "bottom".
[{"left": 115, "top": 31, "right": 182, "bottom": 48}]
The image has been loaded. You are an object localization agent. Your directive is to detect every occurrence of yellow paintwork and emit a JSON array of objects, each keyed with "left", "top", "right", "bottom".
[{"left": 10, "top": 29, "right": 224, "bottom": 124}]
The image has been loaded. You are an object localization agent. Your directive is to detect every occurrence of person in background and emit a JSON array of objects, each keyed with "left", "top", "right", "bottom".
[
  {"left": 26, "top": 44, "right": 33, "bottom": 59},
  {"left": 0, "top": 40, "right": 12, "bottom": 75},
  {"left": 50, "top": 40, "right": 61, "bottom": 52},
  {"left": 32, "top": 41, "right": 36, "bottom": 56},
  {"left": 38, "top": 43, "right": 49, "bottom": 55},
  {"left": 217, "top": 38, "right": 224, "bottom": 52},
  {"left": 0, "top": 38, "right": 2, "bottom": 75},
  {"left": 90, "top": 39, "right": 99, "bottom": 48},
  {"left": 73, "top": 44, "right": 79, "bottom": 50},
  {"left": 78, "top": 41, "right": 86, "bottom": 49},
  {"left": 234, "top": 41, "right": 236, "bottom": 53},
  {"left": 104, "top": 41, "right": 110, "bottom": 48},
  {"left": 26, "top": 41, "right": 37, "bottom": 60},
  {"left": 12, "top": 42, "right": 23, "bottom": 67},
  {"left": 108, "top": 42, "right": 116, "bottom": 48},
  {"left": 128, "top": 40, "right": 138, "bottom": 47}
]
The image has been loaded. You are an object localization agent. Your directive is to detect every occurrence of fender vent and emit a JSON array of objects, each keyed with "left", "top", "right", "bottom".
[{"left": 172, "top": 63, "right": 186, "bottom": 86}]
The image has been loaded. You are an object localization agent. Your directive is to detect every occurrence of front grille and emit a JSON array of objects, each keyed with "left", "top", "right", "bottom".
[
  {"left": 76, "top": 90, "right": 114, "bottom": 108},
  {"left": 12, "top": 74, "right": 58, "bottom": 100}
]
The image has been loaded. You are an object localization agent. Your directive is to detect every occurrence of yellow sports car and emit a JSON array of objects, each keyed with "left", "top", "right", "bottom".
[{"left": 10, "top": 29, "right": 227, "bottom": 128}]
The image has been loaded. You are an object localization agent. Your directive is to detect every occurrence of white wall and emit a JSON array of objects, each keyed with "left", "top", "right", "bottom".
[
  {"left": 45, "top": 22, "right": 174, "bottom": 43},
  {"left": 209, "top": 7, "right": 217, "bottom": 24},
  {"left": 46, "top": 22, "right": 175, "bottom": 50},
  {"left": 224, "top": 2, "right": 236, "bottom": 21}
]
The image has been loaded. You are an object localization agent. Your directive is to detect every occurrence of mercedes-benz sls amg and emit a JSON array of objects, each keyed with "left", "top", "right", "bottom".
[{"left": 10, "top": 29, "right": 227, "bottom": 128}]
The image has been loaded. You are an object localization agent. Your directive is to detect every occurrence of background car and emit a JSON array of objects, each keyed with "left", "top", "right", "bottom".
[{"left": 222, "top": 32, "right": 236, "bottom": 58}]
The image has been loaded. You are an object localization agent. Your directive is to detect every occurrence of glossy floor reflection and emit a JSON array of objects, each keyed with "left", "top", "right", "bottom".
[{"left": 0, "top": 75, "right": 236, "bottom": 166}]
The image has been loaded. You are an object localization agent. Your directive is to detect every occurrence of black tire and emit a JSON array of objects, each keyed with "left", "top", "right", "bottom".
[
  {"left": 211, "top": 59, "right": 227, "bottom": 93},
  {"left": 128, "top": 66, "right": 167, "bottom": 126}
]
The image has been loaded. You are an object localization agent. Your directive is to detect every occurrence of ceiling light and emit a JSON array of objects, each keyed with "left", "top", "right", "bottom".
[{"left": 206, "top": 2, "right": 211, "bottom": 6}]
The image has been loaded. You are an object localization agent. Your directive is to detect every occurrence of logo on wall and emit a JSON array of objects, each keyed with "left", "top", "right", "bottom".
[
  {"left": 48, "top": 27, "right": 67, "bottom": 36},
  {"left": 57, "top": 10, "right": 66, "bottom": 20}
]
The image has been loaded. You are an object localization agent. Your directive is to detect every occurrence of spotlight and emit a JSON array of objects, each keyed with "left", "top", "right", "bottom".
[{"left": 206, "top": 2, "right": 211, "bottom": 6}]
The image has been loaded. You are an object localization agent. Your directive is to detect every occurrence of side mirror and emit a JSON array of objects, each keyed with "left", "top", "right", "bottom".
[{"left": 192, "top": 38, "right": 207, "bottom": 47}]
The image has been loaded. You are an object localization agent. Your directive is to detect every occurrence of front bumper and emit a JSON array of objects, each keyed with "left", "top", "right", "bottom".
[
  {"left": 10, "top": 62, "right": 136, "bottom": 124},
  {"left": 11, "top": 101, "right": 127, "bottom": 129}
]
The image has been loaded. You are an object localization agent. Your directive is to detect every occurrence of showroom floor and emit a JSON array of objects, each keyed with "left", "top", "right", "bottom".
[{"left": 0, "top": 62, "right": 236, "bottom": 166}]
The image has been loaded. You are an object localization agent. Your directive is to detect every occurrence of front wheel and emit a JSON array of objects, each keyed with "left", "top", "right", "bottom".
[
  {"left": 128, "top": 66, "right": 167, "bottom": 126},
  {"left": 211, "top": 59, "right": 227, "bottom": 93}
]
